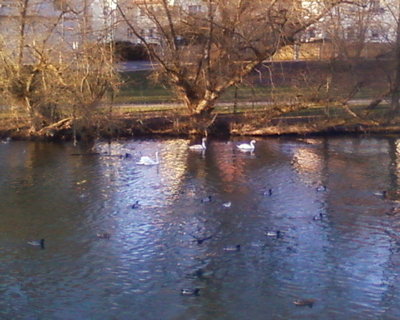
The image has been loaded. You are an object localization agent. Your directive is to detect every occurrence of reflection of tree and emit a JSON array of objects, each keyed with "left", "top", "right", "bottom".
[
  {"left": 0, "top": 142, "right": 103, "bottom": 236},
  {"left": 207, "top": 142, "right": 248, "bottom": 194}
]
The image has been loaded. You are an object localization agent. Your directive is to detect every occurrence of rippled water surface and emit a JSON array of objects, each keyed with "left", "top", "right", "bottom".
[{"left": 2, "top": 136, "right": 400, "bottom": 319}]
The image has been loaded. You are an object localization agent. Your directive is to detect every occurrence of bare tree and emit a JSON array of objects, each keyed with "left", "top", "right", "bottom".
[
  {"left": 116, "top": 0, "right": 342, "bottom": 128},
  {"left": 0, "top": 0, "right": 119, "bottom": 135}
]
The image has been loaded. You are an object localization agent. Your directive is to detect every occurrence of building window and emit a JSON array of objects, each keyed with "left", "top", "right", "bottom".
[
  {"left": 370, "top": 0, "right": 380, "bottom": 10},
  {"left": 370, "top": 28, "right": 380, "bottom": 39},
  {"left": 188, "top": 5, "right": 201, "bottom": 14}
]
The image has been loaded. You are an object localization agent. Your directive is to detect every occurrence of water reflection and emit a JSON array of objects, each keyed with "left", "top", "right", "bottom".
[{"left": 2, "top": 136, "right": 400, "bottom": 319}]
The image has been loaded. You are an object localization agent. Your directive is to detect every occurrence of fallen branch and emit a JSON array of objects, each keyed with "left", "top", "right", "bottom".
[{"left": 37, "top": 117, "right": 73, "bottom": 136}]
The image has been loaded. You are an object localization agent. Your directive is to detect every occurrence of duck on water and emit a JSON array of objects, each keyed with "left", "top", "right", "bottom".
[{"left": 27, "top": 239, "right": 45, "bottom": 249}]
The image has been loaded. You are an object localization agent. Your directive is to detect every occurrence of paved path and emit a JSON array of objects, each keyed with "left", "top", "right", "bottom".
[
  {"left": 110, "top": 98, "right": 376, "bottom": 110},
  {"left": 116, "top": 61, "right": 155, "bottom": 72}
]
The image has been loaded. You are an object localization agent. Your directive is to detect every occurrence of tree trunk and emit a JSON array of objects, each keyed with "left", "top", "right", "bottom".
[
  {"left": 186, "top": 98, "right": 218, "bottom": 135},
  {"left": 192, "top": 99, "right": 215, "bottom": 116},
  {"left": 24, "top": 98, "right": 43, "bottom": 132},
  {"left": 18, "top": 0, "right": 29, "bottom": 66}
]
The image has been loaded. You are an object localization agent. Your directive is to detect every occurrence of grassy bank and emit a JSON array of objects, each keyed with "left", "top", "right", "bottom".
[{"left": 114, "top": 60, "right": 388, "bottom": 105}]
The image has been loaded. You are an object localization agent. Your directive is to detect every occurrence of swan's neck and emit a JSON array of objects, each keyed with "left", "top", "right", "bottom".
[
  {"left": 250, "top": 141, "right": 255, "bottom": 147},
  {"left": 155, "top": 152, "right": 159, "bottom": 163},
  {"left": 202, "top": 140, "right": 206, "bottom": 148}
]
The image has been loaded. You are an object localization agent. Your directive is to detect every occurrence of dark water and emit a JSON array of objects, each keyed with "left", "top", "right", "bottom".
[{"left": 1, "top": 136, "right": 400, "bottom": 319}]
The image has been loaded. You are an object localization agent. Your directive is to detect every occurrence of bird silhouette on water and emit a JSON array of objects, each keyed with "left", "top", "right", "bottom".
[
  {"left": 190, "top": 234, "right": 213, "bottom": 245},
  {"left": 266, "top": 230, "right": 282, "bottom": 239},
  {"left": 97, "top": 232, "right": 111, "bottom": 239},
  {"left": 201, "top": 196, "right": 212, "bottom": 203},
  {"left": 223, "top": 244, "right": 241, "bottom": 252},
  {"left": 27, "top": 239, "right": 45, "bottom": 249},
  {"left": 131, "top": 200, "right": 140, "bottom": 209},
  {"left": 263, "top": 188, "right": 273, "bottom": 196},
  {"left": 181, "top": 288, "right": 200, "bottom": 296}
]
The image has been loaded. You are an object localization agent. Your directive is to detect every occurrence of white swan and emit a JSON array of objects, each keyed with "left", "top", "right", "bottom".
[
  {"left": 189, "top": 137, "right": 207, "bottom": 150},
  {"left": 136, "top": 152, "right": 159, "bottom": 165},
  {"left": 237, "top": 140, "right": 256, "bottom": 151}
]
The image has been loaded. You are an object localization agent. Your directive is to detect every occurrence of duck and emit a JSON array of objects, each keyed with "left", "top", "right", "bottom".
[
  {"left": 266, "top": 230, "right": 281, "bottom": 238},
  {"left": 131, "top": 200, "right": 140, "bottom": 209},
  {"left": 27, "top": 238, "right": 45, "bottom": 249},
  {"left": 313, "top": 213, "right": 325, "bottom": 221},
  {"left": 191, "top": 234, "right": 213, "bottom": 245},
  {"left": 201, "top": 196, "right": 212, "bottom": 203},
  {"left": 1, "top": 137, "right": 11, "bottom": 144},
  {"left": 373, "top": 191, "right": 386, "bottom": 197},
  {"left": 222, "top": 201, "right": 232, "bottom": 208},
  {"left": 187, "top": 268, "right": 213, "bottom": 279},
  {"left": 189, "top": 137, "right": 207, "bottom": 151},
  {"left": 181, "top": 288, "right": 200, "bottom": 296},
  {"left": 378, "top": 190, "right": 400, "bottom": 201},
  {"left": 223, "top": 244, "right": 241, "bottom": 252},
  {"left": 263, "top": 188, "right": 273, "bottom": 196},
  {"left": 386, "top": 206, "right": 400, "bottom": 216},
  {"left": 237, "top": 140, "right": 256, "bottom": 151},
  {"left": 136, "top": 152, "right": 159, "bottom": 165},
  {"left": 293, "top": 298, "right": 316, "bottom": 308},
  {"left": 316, "top": 185, "right": 327, "bottom": 192},
  {"left": 97, "top": 232, "right": 111, "bottom": 239}
]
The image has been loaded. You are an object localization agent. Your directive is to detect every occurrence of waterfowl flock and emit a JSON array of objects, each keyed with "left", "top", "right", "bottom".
[
  {"left": 16, "top": 136, "right": 400, "bottom": 314},
  {"left": 112, "top": 137, "right": 258, "bottom": 168},
  {"left": 24, "top": 137, "right": 331, "bottom": 306}
]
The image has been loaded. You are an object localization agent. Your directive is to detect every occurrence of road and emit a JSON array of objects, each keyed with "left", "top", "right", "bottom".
[{"left": 116, "top": 61, "right": 155, "bottom": 72}]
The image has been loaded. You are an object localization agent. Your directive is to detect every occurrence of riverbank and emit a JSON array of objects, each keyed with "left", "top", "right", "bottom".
[
  {"left": 1, "top": 101, "right": 400, "bottom": 142},
  {"left": 1, "top": 59, "right": 398, "bottom": 141}
]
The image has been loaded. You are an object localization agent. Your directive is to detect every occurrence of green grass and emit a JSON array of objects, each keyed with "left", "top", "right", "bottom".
[
  {"left": 114, "top": 69, "right": 384, "bottom": 107},
  {"left": 115, "top": 71, "right": 174, "bottom": 104},
  {"left": 115, "top": 71, "right": 300, "bottom": 104},
  {"left": 0, "top": 67, "right": 389, "bottom": 121}
]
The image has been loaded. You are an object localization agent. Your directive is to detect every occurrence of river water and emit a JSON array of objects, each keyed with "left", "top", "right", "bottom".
[{"left": 1, "top": 136, "right": 400, "bottom": 319}]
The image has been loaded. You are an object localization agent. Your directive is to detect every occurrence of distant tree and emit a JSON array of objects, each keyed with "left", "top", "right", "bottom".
[
  {"left": 116, "top": 0, "right": 343, "bottom": 130},
  {"left": 321, "top": 0, "right": 392, "bottom": 60}
]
